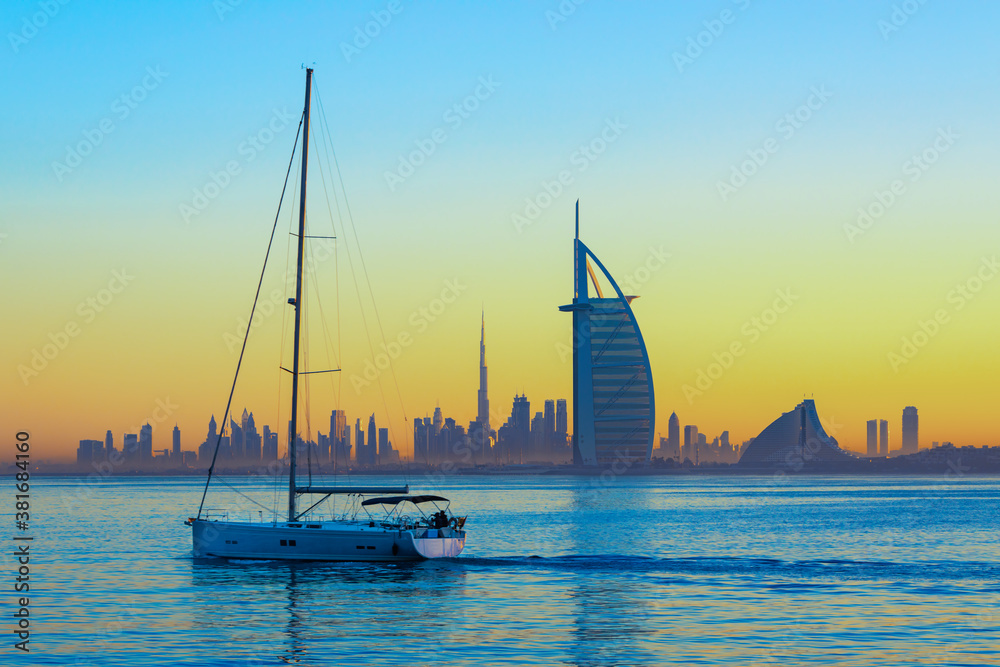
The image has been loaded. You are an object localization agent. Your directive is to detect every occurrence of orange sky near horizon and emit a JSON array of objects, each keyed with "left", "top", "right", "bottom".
[{"left": 3, "top": 3, "right": 1000, "bottom": 464}]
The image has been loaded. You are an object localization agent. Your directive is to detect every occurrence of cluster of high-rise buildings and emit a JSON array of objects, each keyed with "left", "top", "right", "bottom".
[
  {"left": 76, "top": 406, "right": 404, "bottom": 470},
  {"left": 413, "top": 397, "right": 570, "bottom": 465},
  {"left": 195, "top": 410, "right": 276, "bottom": 465},
  {"left": 865, "top": 406, "right": 920, "bottom": 457},
  {"left": 412, "top": 315, "right": 571, "bottom": 464},
  {"left": 192, "top": 409, "right": 401, "bottom": 469},
  {"left": 73, "top": 224, "right": 972, "bottom": 474},
  {"left": 77, "top": 423, "right": 192, "bottom": 467},
  {"left": 76, "top": 225, "right": 658, "bottom": 472},
  {"left": 77, "top": 222, "right": 667, "bottom": 472},
  {"left": 496, "top": 395, "right": 570, "bottom": 464},
  {"left": 651, "top": 412, "right": 745, "bottom": 464},
  {"left": 319, "top": 410, "right": 402, "bottom": 467}
]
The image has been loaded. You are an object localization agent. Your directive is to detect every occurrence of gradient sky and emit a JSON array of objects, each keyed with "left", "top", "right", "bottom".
[{"left": 3, "top": 1, "right": 999, "bottom": 461}]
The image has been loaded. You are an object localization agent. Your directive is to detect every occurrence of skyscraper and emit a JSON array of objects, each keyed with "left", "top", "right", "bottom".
[
  {"left": 530, "top": 410, "right": 545, "bottom": 459},
  {"left": 555, "top": 399, "right": 567, "bottom": 442},
  {"left": 232, "top": 410, "right": 247, "bottom": 460},
  {"left": 199, "top": 415, "right": 219, "bottom": 464},
  {"left": 513, "top": 394, "right": 531, "bottom": 462},
  {"left": 668, "top": 412, "right": 680, "bottom": 460},
  {"left": 902, "top": 406, "right": 918, "bottom": 454},
  {"left": 105, "top": 430, "right": 114, "bottom": 458},
  {"left": 477, "top": 312, "right": 490, "bottom": 432},
  {"left": 879, "top": 419, "right": 889, "bottom": 457},
  {"left": 77, "top": 439, "right": 103, "bottom": 464},
  {"left": 139, "top": 423, "right": 153, "bottom": 461},
  {"left": 683, "top": 425, "right": 698, "bottom": 462},
  {"left": 244, "top": 412, "right": 260, "bottom": 461},
  {"left": 263, "top": 425, "right": 277, "bottom": 461},
  {"left": 866, "top": 420, "right": 877, "bottom": 456},
  {"left": 543, "top": 399, "right": 555, "bottom": 451},
  {"left": 367, "top": 415, "right": 377, "bottom": 466},
  {"left": 172, "top": 424, "right": 181, "bottom": 459},
  {"left": 354, "top": 419, "right": 365, "bottom": 464},
  {"left": 414, "top": 418, "right": 428, "bottom": 463},
  {"left": 423, "top": 416, "right": 434, "bottom": 460},
  {"left": 330, "top": 410, "right": 347, "bottom": 463},
  {"left": 558, "top": 203, "right": 654, "bottom": 465},
  {"left": 124, "top": 433, "right": 138, "bottom": 462},
  {"left": 432, "top": 406, "right": 443, "bottom": 436},
  {"left": 496, "top": 395, "right": 531, "bottom": 464},
  {"left": 342, "top": 425, "right": 352, "bottom": 462},
  {"left": 378, "top": 428, "right": 390, "bottom": 464}
]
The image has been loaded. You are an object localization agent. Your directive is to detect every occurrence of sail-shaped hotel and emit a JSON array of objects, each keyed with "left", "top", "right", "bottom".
[{"left": 559, "top": 203, "right": 655, "bottom": 466}]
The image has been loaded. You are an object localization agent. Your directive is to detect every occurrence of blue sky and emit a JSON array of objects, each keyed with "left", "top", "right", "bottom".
[{"left": 3, "top": 1, "right": 1000, "bottom": 455}]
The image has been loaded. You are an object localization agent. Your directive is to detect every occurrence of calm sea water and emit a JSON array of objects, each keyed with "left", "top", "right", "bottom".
[{"left": 10, "top": 474, "right": 1000, "bottom": 666}]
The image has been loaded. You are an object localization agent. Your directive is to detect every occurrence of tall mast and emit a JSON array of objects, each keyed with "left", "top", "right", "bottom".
[{"left": 288, "top": 67, "right": 312, "bottom": 522}]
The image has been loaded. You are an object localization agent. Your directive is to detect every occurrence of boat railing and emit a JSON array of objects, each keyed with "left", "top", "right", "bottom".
[{"left": 202, "top": 509, "right": 280, "bottom": 524}]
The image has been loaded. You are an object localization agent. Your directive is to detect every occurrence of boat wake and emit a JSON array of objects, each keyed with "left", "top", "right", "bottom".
[{"left": 454, "top": 553, "right": 1000, "bottom": 583}]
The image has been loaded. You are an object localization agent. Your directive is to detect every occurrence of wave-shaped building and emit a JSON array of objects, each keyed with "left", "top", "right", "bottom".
[
  {"left": 738, "top": 399, "right": 857, "bottom": 470},
  {"left": 559, "top": 204, "right": 654, "bottom": 466}
]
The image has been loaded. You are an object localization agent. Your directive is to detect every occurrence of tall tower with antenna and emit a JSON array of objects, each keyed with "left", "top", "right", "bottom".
[{"left": 477, "top": 311, "right": 490, "bottom": 433}]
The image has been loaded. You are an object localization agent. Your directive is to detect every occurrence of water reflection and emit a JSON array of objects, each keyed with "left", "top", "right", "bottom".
[
  {"left": 189, "top": 558, "right": 468, "bottom": 664},
  {"left": 566, "top": 482, "right": 659, "bottom": 666},
  {"left": 36, "top": 475, "right": 1000, "bottom": 665},
  {"left": 569, "top": 577, "right": 658, "bottom": 667}
]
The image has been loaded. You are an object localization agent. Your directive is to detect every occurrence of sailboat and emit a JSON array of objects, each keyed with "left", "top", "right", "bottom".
[{"left": 186, "top": 68, "right": 466, "bottom": 561}]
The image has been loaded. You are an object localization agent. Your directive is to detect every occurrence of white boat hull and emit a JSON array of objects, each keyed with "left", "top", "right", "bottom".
[{"left": 190, "top": 519, "right": 465, "bottom": 562}]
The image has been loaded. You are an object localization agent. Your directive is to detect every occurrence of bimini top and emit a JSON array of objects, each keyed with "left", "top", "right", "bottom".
[{"left": 361, "top": 495, "right": 449, "bottom": 507}]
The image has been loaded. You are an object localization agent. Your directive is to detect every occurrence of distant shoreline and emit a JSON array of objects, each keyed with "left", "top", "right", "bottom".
[
  {"left": 15, "top": 466, "right": 1000, "bottom": 477},
  {"left": 12, "top": 444, "right": 1000, "bottom": 477}
]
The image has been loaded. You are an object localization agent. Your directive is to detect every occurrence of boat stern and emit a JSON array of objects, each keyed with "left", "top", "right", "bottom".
[{"left": 407, "top": 527, "right": 466, "bottom": 559}]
